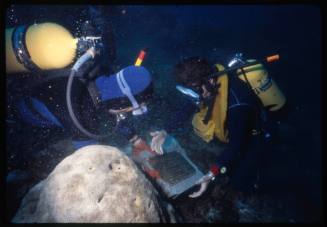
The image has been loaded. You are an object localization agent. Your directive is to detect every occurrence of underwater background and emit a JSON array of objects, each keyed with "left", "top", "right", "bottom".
[{"left": 5, "top": 4, "right": 322, "bottom": 223}]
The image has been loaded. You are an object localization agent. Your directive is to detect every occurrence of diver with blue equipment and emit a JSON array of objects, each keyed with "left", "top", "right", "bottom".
[
  {"left": 6, "top": 14, "right": 208, "bottom": 200},
  {"left": 5, "top": 9, "right": 184, "bottom": 175},
  {"left": 6, "top": 20, "right": 156, "bottom": 150}
]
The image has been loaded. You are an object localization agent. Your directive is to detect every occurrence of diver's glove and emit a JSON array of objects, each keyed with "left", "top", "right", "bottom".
[
  {"left": 131, "top": 136, "right": 155, "bottom": 156},
  {"left": 130, "top": 136, "right": 160, "bottom": 178},
  {"left": 150, "top": 130, "right": 168, "bottom": 155},
  {"left": 189, "top": 165, "right": 227, "bottom": 198}
]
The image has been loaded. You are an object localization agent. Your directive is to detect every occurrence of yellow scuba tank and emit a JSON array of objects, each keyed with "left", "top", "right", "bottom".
[
  {"left": 236, "top": 59, "right": 286, "bottom": 111},
  {"left": 6, "top": 22, "right": 78, "bottom": 74}
]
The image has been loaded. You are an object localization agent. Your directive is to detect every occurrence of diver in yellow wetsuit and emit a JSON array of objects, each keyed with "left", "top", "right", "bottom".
[{"left": 173, "top": 54, "right": 285, "bottom": 197}]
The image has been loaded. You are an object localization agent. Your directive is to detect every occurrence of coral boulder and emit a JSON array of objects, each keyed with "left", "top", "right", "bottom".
[{"left": 12, "top": 145, "right": 168, "bottom": 223}]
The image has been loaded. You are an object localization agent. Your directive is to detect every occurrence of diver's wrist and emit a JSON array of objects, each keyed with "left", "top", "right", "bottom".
[
  {"left": 207, "top": 171, "right": 216, "bottom": 181},
  {"left": 129, "top": 135, "right": 140, "bottom": 145}
]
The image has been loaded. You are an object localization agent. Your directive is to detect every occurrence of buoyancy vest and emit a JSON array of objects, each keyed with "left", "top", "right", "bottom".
[
  {"left": 192, "top": 64, "right": 229, "bottom": 143},
  {"left": 192, "top": 60, "right": 283, "bottom": 144}
]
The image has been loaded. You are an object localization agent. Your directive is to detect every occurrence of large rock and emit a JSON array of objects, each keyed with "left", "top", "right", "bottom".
[{"left": 12, "top": 145, "right": 169, "bottom": 223}]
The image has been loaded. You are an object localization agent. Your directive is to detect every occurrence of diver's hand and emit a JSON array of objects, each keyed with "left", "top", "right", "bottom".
[
  {"left": 150, "top": 130, "right": 167, "bottom": 155},
  {"left": 189, "top": 171, "right": 215, "bottom": 198},
  {"left": 132, "top": 137, "right": 153, "bottom": 155}
]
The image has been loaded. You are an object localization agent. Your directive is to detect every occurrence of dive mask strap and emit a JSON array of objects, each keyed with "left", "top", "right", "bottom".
[{"left": 116, "top": 69, "right": 148, "bottom": 116}]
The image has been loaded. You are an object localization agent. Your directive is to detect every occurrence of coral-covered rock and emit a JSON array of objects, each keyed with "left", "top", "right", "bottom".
[{"left": 12, "top": 145, "right": 169, "bottom": 223}]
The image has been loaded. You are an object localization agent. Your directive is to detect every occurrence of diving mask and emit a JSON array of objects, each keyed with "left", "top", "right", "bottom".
[{"left": 176, "top": 85, "right": 201, "bottom": 105}]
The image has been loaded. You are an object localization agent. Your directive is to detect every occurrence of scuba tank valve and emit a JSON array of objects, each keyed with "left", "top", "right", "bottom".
[
  {"left": 208, "top": 54, "right": 280, "bottom": 80},
  {"left": 77, "top": 36, "right": 103, "bottom": 55}
]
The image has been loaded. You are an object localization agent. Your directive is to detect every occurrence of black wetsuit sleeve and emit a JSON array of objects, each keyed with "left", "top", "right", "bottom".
[{"left": 215, "top": 105, "right": 255, "bottom": 169}]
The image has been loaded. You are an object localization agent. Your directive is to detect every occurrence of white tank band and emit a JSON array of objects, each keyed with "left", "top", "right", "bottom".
[{"left": 116, "top": 69, "right": 147, "bottom": 115}]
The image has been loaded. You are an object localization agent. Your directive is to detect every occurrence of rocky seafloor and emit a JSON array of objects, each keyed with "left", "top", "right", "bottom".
[{"left": 6, "top": 114, "right": 314, "bottom": 223}]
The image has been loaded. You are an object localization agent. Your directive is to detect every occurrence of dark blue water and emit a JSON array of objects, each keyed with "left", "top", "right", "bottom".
[{"left": 5, "top": 4, "right": 322, "bottom": 223}]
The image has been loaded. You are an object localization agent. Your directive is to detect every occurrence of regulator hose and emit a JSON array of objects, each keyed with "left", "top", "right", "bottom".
[{"left": 66, "top": 48, "right": 107, "bottom": 140}]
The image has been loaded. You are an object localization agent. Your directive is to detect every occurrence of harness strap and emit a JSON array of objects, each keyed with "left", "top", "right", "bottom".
[
  {"left": 228, "top": 89, "right": 249, "bottom": 110},
  {"left": 116, "top": 69, "right": 147, "bottom": 115},
  {"left": 12, "top": 25, "right": 40, "bottom": 71}
]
